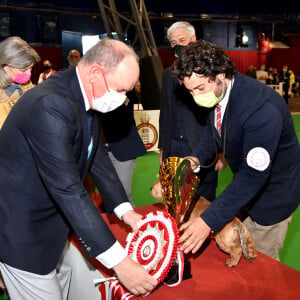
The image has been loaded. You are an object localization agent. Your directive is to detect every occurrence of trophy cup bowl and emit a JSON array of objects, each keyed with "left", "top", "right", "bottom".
[
  {"left": 159, "top": 156, "right": 200, "bottom": 285},
  {"left": 159, "top": 157, "right": 200, "bottom": 225}
]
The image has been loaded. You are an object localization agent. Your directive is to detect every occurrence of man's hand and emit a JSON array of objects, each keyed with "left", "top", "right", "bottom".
[
  {"left": 179, "top": 217, "right": 211, "bottom": 254},
  {"left": 215, "top": 153, "right": 227, "bottom": 171},
  {"left": 184, "top": 156, "right": 200, "bottom": 171},
  {"left": 113, "top": 256, "right": 158, "bottom": 295},
  {"left": 159, "top": 150, "right": 163, "bottom": 164},
  {"left": 122, "top": 210, "right": 143, "bottom": 232}
]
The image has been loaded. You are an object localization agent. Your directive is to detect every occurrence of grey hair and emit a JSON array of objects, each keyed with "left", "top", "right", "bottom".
[
  {"left": 167, "top": 21, "right": 196, "bottom": 40},
  {"left": 81, "top": 39, "right": 139, "bottom": 74},
  {"left": 0, "top": 36, "right": 40, "bottom": 89}
]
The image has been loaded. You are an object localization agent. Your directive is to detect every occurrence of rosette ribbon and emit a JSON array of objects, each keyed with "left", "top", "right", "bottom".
[{"left": 98, "top": 210, "right": 179, "bottom": 299}]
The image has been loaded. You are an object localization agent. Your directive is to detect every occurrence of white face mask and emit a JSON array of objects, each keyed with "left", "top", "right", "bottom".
[{"left": 92, "top": 89, "right": 126, "bottom": 113}]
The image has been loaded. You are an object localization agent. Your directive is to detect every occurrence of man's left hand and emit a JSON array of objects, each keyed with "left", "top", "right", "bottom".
[
  {"left": 122, "top": 210, "right": 143, "bottom": 232},
  {"left": 179, "top": 217, "right": 211, "bottom": 254}
]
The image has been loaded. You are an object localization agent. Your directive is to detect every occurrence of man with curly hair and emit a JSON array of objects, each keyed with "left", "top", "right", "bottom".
[{"left": 174, "top": 40, "right": 300, "bottom": 261}]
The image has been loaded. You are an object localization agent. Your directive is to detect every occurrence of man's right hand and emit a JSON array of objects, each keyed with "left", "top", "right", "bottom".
[{"left": 113, "top": 256, "right": 158, "bottom": 295}]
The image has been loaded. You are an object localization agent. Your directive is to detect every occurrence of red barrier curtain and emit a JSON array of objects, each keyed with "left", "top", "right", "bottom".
[
  {"left": 268, "top": 48, "right": 300, "bottom": 76},
  {"left": 225, "top": 50, "right": 262, "bottom": 74}
]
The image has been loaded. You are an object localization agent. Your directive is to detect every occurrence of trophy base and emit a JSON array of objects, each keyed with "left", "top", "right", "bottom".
[{"left": 163, "top": 257, "right": 192, "bottom": 285}]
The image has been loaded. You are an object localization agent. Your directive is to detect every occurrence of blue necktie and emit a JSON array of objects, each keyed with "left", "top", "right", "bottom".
[{"left": 87, "top": 111, "right": 94, "bottom": 158}]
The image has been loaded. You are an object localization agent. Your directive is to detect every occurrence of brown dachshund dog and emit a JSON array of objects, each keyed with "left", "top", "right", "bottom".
[{"left": 151, "top": 180, "right": 257, "bottom": 267}]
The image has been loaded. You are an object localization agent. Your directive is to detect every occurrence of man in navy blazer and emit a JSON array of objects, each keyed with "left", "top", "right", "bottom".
[
  {"left": 0, "top": 39, "right": 157, "bottom": 299},
  {"left": 173, "top": 40, "right": 300, "bottom": 260}
]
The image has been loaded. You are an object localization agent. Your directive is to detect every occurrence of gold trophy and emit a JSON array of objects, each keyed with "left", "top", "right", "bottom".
[
  {"left": 159, "top": 156, "right": 200, "bottom": 284},
  {"left": 159, "top": 157, "right": 200, "bottom": 225}
]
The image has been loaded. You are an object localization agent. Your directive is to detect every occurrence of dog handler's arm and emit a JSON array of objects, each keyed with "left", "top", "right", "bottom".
[{"left": 179, "top": 217, "right": 211, "bottom": 254}]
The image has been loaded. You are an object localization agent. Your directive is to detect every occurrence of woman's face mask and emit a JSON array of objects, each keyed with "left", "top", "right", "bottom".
[
  {"left": 6, "top": 65, "right": 32, "bottom": 84},
  {"left": 193, "top": 80, "right": 225, "bottom": 108},
  {"left": 14, "top": 73, "right": 31, "bottom": 84}
]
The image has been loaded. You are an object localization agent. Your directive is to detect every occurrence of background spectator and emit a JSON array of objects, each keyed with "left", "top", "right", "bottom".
[{"left": 38, "top": 59, "right": 56, "bottom": 84}]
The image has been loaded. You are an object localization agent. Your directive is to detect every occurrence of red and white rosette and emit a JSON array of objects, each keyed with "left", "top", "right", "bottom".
[
  {"left": 101, "top": 210, "right": 179, "bottom": 300},
  {"left": 125, "top": 210, "right": 179, "bottom": 283}
]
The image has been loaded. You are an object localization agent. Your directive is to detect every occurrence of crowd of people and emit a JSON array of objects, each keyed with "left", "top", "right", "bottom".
[
  {"left": 0, "top": 22, "right": 299, "bottom": 300},
  {"left": 245, "top": 63, "right": 299, "bottom": 104}
]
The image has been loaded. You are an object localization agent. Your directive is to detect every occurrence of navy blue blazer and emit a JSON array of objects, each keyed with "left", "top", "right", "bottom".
[
  {"left": 193, "top": 72, "right": 300, "bottom": 231},
  {"left": 0, "top": 68, "right": 129, "bottom": 274}
]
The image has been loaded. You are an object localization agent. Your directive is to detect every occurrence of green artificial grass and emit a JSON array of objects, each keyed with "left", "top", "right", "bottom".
[
  {"left": 132, "top": 151, "right": 161, "bottom": 207},
  {"left": 131, "top": 114, "right": 300, "bottom": 271}
]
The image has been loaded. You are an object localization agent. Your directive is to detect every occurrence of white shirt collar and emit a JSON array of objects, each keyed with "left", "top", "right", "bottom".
[
  {"left": 76, "top": 66, "right": 91, "bottom": 111},
  {"left": 217, "top": 77, "right": 234, "bottom": 109},
  {"left": 215, "top": 78, "right": 234, "bottom": 126}
]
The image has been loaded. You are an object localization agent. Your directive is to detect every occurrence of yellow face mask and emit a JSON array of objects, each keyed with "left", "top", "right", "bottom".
[{"left": 193, "top": 81, "right": 224, "bottom": 108}]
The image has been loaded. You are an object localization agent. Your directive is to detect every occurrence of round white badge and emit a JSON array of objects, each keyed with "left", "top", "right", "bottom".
[{"left": 246, "top": 147, "right": 270, "bottom": 171}]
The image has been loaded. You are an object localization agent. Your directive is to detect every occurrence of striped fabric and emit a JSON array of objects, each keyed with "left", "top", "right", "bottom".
[{"left": 216, "top": 104, "right": 222, "bottom": 136}]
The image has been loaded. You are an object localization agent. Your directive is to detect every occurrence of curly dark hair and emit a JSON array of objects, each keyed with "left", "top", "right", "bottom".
[{"left": 172, "top": 40, "right": 236, "bottom": 81}]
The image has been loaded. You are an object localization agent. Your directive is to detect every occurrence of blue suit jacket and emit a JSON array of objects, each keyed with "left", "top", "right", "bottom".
[
  {"left": 193, "top": 72, "right": 300, "bottom": 231},
  {"left": 0, "top": 68, "right": 129, "bottom": 274}
]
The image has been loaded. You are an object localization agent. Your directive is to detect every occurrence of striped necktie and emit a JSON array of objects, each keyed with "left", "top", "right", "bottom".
[{"left": 216, "top": 104, "right": 222, "bottom": 136}]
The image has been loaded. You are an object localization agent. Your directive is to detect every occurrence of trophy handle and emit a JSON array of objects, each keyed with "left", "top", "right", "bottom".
[{"left": 173, "top": 159, "right": 200, "bottom": 224}]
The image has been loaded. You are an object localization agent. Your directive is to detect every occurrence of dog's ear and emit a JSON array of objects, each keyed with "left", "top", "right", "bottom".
[{"left": 150, "top": 179, "right": 164, "bottom": 201}]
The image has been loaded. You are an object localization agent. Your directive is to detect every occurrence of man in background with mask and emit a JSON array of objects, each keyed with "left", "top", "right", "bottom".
[
  {"left": 256, "top": 64, "right": 268, "bottom": 84},
  {"left": 158, "top": 21, "right": 219, "bottom": 202},
  {"left": 0, "top": 39, "right": 158, "bottom": 300},
  {"left": 174, "top": 40, "right": 300, "bottom": 261},
  {"left": 279, "top": 65, "right": 290, "bottom": 104}
]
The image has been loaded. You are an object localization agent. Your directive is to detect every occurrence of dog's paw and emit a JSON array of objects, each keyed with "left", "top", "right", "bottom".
[{"left": 225, "top": 257, "right": 240, "bottom": 268}]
